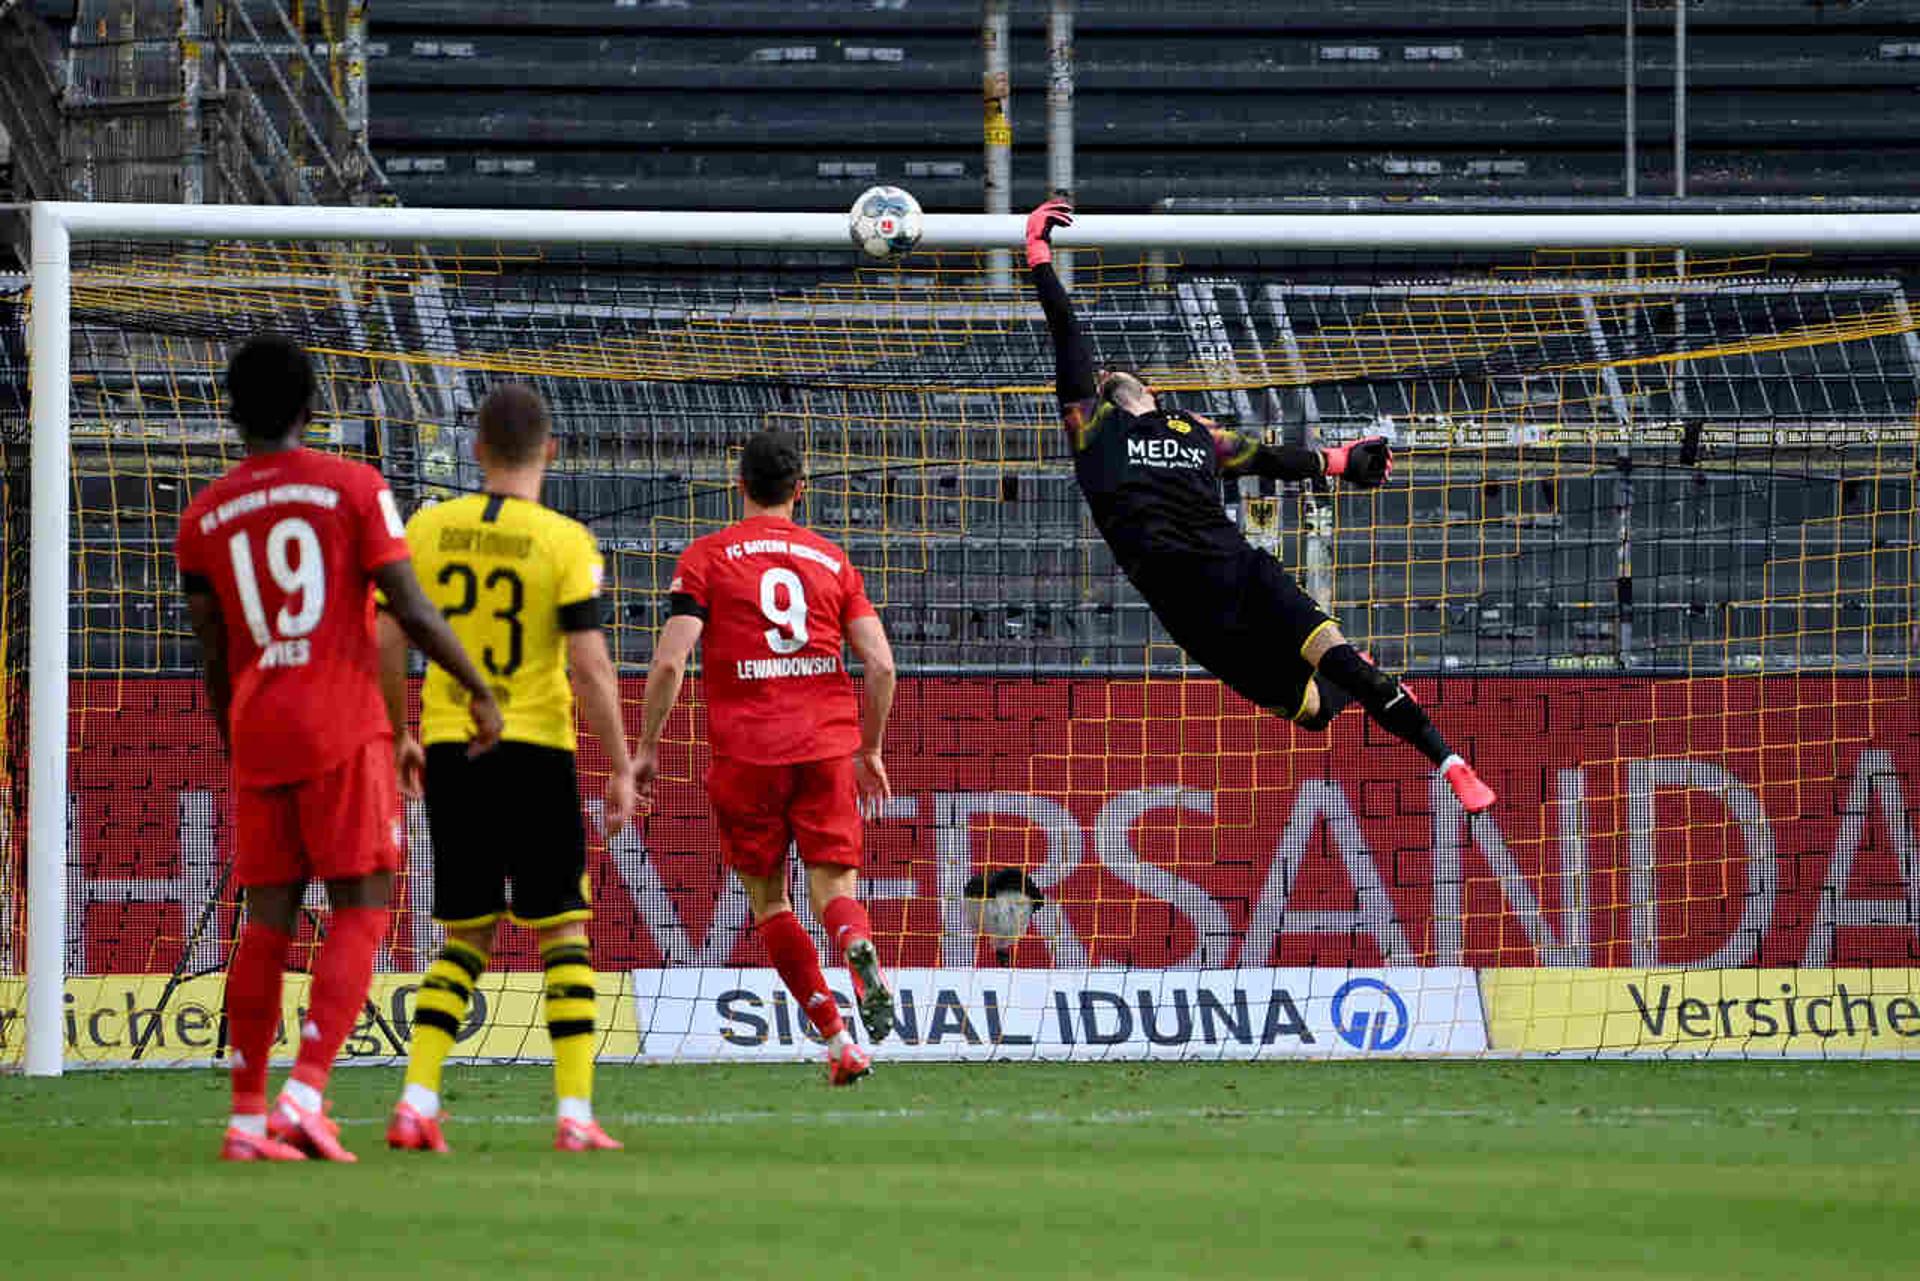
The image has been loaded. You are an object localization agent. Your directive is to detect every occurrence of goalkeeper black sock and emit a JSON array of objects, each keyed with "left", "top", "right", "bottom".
[
  {"left": 1316, "top": 643, "right": 1453, "bottom": 767},
  {"left": 1296, "top": 669, "right": 1357, "bottom": 731}
]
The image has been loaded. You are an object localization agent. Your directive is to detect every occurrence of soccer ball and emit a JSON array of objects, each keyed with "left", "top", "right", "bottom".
[
  {"left": 847, "top": 185, "right": 923, "bottom": 259},
  {"left": 963, "top": 867, "right": 1045, "bottom": 964}
]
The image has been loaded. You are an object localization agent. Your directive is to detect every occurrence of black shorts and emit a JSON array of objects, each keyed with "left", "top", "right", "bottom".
[
  {"left": 424, "top": 741, "right": 590, "bottom": 929},
  {"left": 1138, "top": 549, "right": 1336, "bottom": 719}
]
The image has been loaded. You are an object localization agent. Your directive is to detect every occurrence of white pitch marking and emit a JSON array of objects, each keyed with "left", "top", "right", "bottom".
[{"left": 5, "top": 1104, "right": 1920, "bottom": 1131}]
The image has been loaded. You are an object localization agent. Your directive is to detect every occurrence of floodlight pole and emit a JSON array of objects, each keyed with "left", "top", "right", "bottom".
[
  {"left": 178, "top": 0, "right": 203, "bottom": 204},
  {"left": 344, "top": 0, "right": 370, "bottom": 198},
  {"left": 1674, "top": 0, "right": 1687, "bottom": 198},
  {"left": 1624, "top": 0, "right": 1636, "bottom": 198},
  {"left": 1047, "top": 0, "right": 1075, "bottom": 285},
  {"left": 983, "top": 0, "right": 1013, "bottom": 289}
]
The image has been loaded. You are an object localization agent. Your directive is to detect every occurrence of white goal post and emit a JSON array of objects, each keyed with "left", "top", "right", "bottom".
[{"left": 21, "top": 199, "right": 1920, "bottom": 1075}]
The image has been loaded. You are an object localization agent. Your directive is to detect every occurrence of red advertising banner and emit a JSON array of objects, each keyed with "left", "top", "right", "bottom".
[{"left": 62, "top": 675, "right": 1920, "bottom": 975}]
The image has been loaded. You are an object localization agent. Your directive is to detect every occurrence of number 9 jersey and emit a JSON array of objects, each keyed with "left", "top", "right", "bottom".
[
  {"left": 173, "top": 448, "right": 412, "bottom": 787},
  {"left": 668, "top": 512, "right": 877, "bottom": 765}
]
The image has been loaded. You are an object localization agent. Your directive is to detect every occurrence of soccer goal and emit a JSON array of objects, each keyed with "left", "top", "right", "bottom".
[{"left": 4, "top": 200, "right": 1917, "bottom": 1076}]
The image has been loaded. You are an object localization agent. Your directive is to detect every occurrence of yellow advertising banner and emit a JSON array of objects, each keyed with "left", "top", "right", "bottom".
[
  {"left": 1480, "top": 968, "right": 1920, "bottom": 1055},
  {"left": 0, "top": 972, "right": 642, "bottom": 1065}
]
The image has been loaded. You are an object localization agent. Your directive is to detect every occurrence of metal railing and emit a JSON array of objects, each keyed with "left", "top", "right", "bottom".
[
  {"left": 0, "top": 1, "right": 69, "bottom": 200},
  {"left": 41, "top": 0, "right": 388, "bottom": 206}
]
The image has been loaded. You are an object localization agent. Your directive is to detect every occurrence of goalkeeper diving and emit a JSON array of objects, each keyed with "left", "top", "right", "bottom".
[{"left": 1024, "top": 199, "right": 1494, "bottom": 813}]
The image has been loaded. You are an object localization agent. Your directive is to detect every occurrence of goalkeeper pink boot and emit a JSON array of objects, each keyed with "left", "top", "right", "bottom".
[{"left": 1443, "top": 757, "right": 1496, "bottom": 814}]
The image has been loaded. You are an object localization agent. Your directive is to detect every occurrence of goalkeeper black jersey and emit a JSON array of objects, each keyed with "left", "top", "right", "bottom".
[{"left": 1073, "top": 402, "right": 1250, "bottom": 574}]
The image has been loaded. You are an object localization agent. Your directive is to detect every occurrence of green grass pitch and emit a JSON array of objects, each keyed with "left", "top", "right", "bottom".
[{"left": 3, "top": 1062, "right": 1915, "bottom": 1280}]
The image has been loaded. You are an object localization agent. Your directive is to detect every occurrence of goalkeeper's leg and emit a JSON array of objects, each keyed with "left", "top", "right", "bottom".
[{"left": 1303, "top": 622, "right": 1497, "bottom": 814}]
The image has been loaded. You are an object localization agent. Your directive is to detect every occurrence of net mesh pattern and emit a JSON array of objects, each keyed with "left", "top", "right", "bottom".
[{"left": 3, "top": 237, "right": 1916, "bottom": 1064}]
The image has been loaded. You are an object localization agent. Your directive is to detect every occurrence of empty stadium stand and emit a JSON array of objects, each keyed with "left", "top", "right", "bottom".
[
  {"left": 4, "top": 4, "right": 1915, "bottom": 686},
  {"left": 361, "top": 0, "right": 1920, "bottom": 210}
]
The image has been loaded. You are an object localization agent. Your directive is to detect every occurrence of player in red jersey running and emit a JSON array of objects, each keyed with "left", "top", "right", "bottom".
[
  {"left": 175, "top": 335, "right": 503, "bottom": 1161},
  {"left": 635, "top": 431, "right": 898, "bottom": 1085}
]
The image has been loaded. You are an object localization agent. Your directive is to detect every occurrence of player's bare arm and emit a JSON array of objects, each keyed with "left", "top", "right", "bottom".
[
  {"left": 375, "top": 611, "right": 426, "bottom": 798},
  {"left": 844, "top": 612, "right": 896, "bottom": 817},
  {"left": 567, "top": 627, "right": 636, "bottom": 835},
  {"left": 183, "top": 586, "right": 233, "bottom": 753},
  {"left": 634, "top": 613, "right": 704, "bottom": 812},
  {"left": 373, "top": 558, "right": 505, "bottom": 754}
]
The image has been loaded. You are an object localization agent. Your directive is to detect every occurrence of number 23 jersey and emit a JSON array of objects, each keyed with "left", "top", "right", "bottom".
[
  {"left": 668, "top": 513, "right": 876, "bottom": 766},
  {"left": 174, "top": 448, "right": 412, "bottom": 787},
  {"left": 405, "top": 493, "right": 605, "bottom": 752}
]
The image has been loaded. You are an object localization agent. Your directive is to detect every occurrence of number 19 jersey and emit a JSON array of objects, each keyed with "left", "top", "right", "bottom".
[
  {"left": 173, "top": 448, "right": 412, "bottom": 788},
  {"left": 668, "top": 513, "right": 876, "bottom": 765}
]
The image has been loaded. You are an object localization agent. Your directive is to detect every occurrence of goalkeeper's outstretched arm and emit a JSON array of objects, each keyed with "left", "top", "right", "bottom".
[
  {"left": 1208, "top": 421, "right": 1395, "bottom": 489},
  {"left": 1024, "top": 199, "right": 1098, "bottom": 439}
]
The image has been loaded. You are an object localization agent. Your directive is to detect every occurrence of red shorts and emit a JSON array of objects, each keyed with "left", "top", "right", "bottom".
[
  {"left": 232, "top": 736, "right": 402, "bottom": 887},
  {"left": 706, "top": 755, "right": 863, "bottom": 880}
]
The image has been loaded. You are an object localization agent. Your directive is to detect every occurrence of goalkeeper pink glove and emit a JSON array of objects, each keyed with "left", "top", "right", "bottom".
[
  {"left": 1026, "top": 198, "right": 1073, "bottom": 268},
  {"left": 1322, "top": 436, "right": 1393, "bottom": 488}
]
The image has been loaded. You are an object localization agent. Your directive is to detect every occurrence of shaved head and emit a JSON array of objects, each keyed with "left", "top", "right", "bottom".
[{"left": 1097, "top": 368, "right": 1155, "bottom": 415}]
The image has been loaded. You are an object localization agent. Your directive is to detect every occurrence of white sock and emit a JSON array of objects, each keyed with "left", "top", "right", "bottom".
[
  {"left": 826, "top": 1029, "right": 853, "bottom": 1055},
  {"left": 402, "top": 1083, "right": 441, "bottom": 1119},
  {"left": 1440, "top": 753, "right": 1465, "bottom": 774},
  {"left": 279, "top": 1079, "right": 323, "bottom": 1114},
  {"left": 557, "top": 1096, "right": 593, "bottom": 1125},
  {"left": 229, "top": 1114, "right": 267, "bottom": 1137}
]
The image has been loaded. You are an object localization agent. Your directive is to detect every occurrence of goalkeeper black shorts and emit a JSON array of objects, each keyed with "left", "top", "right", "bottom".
[
  {"left": 424, "top": 741, "right": 591, "bottom": 929},
  {"left": 1138, "top": 549, "right": 1336, "bottom": 721}
]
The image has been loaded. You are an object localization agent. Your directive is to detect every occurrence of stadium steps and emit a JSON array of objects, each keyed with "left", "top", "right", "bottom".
[{"left": 362, "top": 0, "right": 1920, "bottom": 208}]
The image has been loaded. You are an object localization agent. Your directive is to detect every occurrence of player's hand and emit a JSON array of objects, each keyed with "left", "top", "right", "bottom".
[
  {"left": 467, "top": 690, "right": 504, "bottom": 757},
  {"left": 633, "top": 742, "right": 660, "bottom": 816},
  {"left": 1322, "top": 435, "right": 1394, "bottom": 488},
  {"left": 395, "top": 734, "right": 426, "bottom": 800},
  {"left": 1025, "top": 197, "right": 1073, "bottom": 268},
  {"left": 602, "top": 766, "right": 637, "bottom": 838},
  {"left": 853, "top": 748, "right": 892, "bottom": 821}
]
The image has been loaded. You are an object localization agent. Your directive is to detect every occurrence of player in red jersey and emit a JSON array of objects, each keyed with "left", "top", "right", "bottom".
[
  {"left": 175, "top": 335, "right": 503, "bottom": 1161},
  {"left": 635, "top": 431, "right": 898, "bottom": 1085}
]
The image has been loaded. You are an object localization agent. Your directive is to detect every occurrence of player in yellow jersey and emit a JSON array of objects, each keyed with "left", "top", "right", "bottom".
[{"left": 377, "top": 383, "right": 635, "bottom": 1154}]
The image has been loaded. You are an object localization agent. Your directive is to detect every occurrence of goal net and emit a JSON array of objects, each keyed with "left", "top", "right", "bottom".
[{"left": 4, "top": 205, "right": 1917, "bottom": 1071}]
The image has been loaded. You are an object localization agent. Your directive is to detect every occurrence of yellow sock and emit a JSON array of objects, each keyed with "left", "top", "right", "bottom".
[
  {"left": 405, "top": 938, "right": 488, "bottom": 1095},
  {"left": 541, "top": 938, "right": 597, "bottom": 1108}
]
